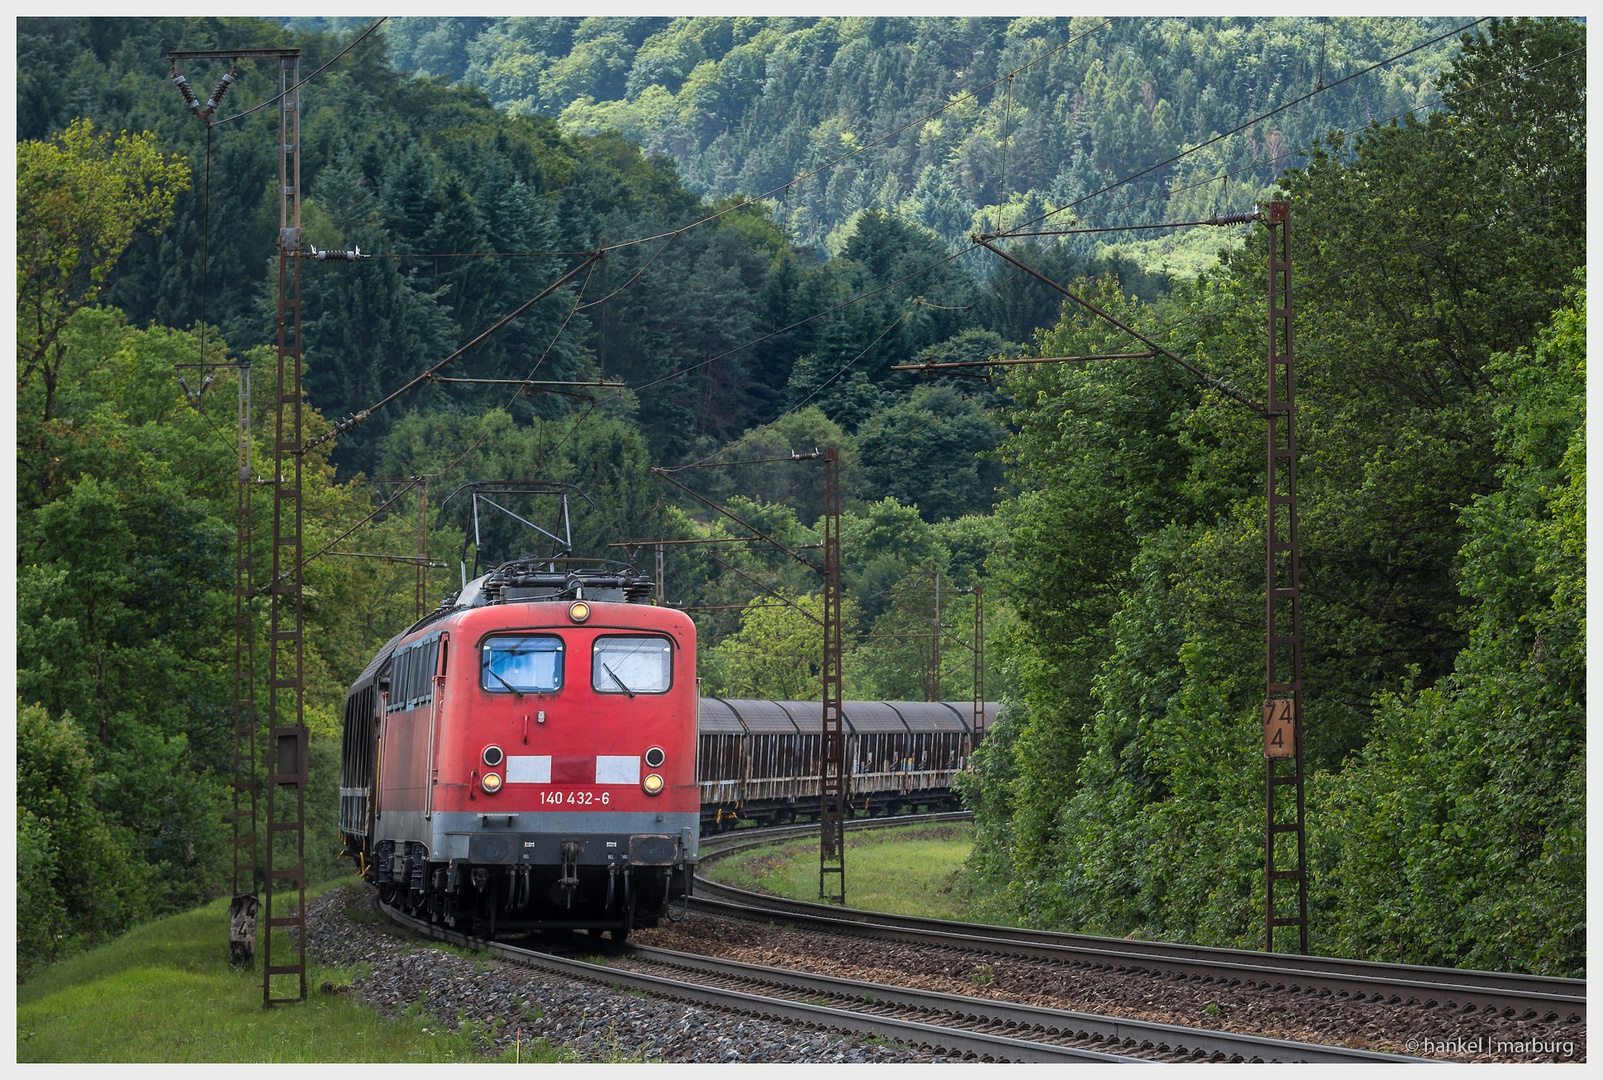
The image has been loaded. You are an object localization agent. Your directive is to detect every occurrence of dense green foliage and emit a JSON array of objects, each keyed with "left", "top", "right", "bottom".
[
  {"left": 13, "top": 16, "right": 1011, "bottom": 972},
  {"left": 15, "top": 15, "right": 1582, "bottom": 983},
  {"left": 362, "top": 16, "right": 1464, "bottom": 256},
  {"left": 19, "top": 15, "right": 1111, "bottom": 480},
  {"left": 961, "top": 18, "right": 1584, "bottom": 975},
  {"left": 1310, "top": 289, "right": 1585, "bottom": 972},
  {"left": 12, "top": 298, "right": 429, "bottom": 972}
]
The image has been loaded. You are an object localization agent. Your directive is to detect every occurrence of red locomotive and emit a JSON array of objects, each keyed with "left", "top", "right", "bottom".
[{"left": 339, "top": 558, "right": 697, "bottom": 940}]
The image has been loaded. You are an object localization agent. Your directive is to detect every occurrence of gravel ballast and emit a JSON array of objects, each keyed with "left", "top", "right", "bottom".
[
  {"left": 636, "top": 909, "right": 1585, "bottom": 1064},
  {"left": 303, "top": 881, "right": 1583, "bottom": 1064},
  {"left": 303, "top": 883, "right": 928, "bottom": 1063}
]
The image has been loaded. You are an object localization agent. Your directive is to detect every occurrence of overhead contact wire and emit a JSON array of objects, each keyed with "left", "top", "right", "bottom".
[
  {"left": 305, "top": 254, "right": 599, "bottom": 452},
  {"left": 276, "top": 264, "right": 601, "bottom": 581},
  {"left": 210, "top": 17, "right": 389, "bottom": 127},
  {"left": 1029, "top": 41, "right": 1588, "bottom": 240},
  {"left": 278, "top": 262, "right": 601, "bottom": 581},
  {"left": 1001, "top": 189, "right": 1580, "bottom": 393},
  {"left": 671, "top": 249, "right": 1012, "bottom": 471}
]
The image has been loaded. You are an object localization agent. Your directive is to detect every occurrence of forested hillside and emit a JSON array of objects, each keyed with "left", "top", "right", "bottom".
[
  {"left": 16, "top": 16, "right": 1583, "bottom": 980},
  {"left": 344, "top": 16, "right": 1466, "bottom": 261},
  {"left": 959, "top": 18, "right": 1585, "bottom": 974}
]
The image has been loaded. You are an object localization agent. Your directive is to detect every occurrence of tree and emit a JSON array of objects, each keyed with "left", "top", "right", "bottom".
[
  {"left": 1310, "top": 286, "right": 1586, "bottom": 976},
  {"left": 857, "top": 383, "right": 1005, "bottom": 523},
  {"left": 962, "top": 18, "right": 1587, "bottom": 961},
  {"left": 13, "top": 302, "right": 407, "bottom": 934},
  {"left": 17, "top": 703, "right": 150, "bottom": 973},
  {"left": 16, "top": 118, "right": 189, "bottom": 424},
  {"left": 701, "top": 591, "right": 850, "bottom": 700}
]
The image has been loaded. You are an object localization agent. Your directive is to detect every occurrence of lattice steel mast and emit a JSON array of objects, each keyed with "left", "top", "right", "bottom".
[
  {"left": 971, "top": 583, "right": 985, "bottom": 749},
  {"left": 232, "top": 359, "right": 259, "bottom": 925},
  {"left": 954, "top": 215, "right": 1309, "bottom": 953},
  {"left": 818, "top": 447, "right": 846, "bottom": 904},
  {"left": 262, "top": 48, "right": 310, "bottom": 1006},
  {"left": 646, "top": 452, "right": 847, "bottom": 902},
  {"left": 169, "top": 43, "right": 315, "bottom": 1002},
  {"left": 1261, "top": 201, "right": 1308, "bottom": 955}
]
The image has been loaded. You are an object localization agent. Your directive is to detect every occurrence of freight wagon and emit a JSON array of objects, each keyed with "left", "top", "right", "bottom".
[{"left": 697, "top": 698, "right": 994, "bottom": 831}]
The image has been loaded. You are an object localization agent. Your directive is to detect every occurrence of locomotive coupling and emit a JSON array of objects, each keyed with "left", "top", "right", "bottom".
[{"left": 559, "top": 839, "right": 581, "bottom": 888}]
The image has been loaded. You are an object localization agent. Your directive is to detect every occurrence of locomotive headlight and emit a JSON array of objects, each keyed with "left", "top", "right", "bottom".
[
  {"left": 569, "top": 601, "right": 590, "bottom": 623},
  {"left": 644, "top": 746, "right": 665, "bottom": 768},
  {"left": 483, "top": 745, "right": 505, "bottom": 768},
  {"left": 481, "top": 772, "right": 503, "bottom": 794},
  {"left": 642, "top": 773, "right": 664, "bottom": 795}
]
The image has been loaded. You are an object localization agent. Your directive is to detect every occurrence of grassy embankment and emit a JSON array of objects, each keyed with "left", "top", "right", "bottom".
[
  {"left": 703, "top": 821, "right": 980, "bottom": 920},
  {"left": 17, "top": 876, "right": 561, "bottom": 1063},
  {"left": 22, "top": 823, "right": 977, "bottom": 1060}
]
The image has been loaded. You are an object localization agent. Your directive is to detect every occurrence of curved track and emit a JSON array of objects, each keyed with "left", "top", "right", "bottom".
[
  {"left": 695, "top": 815, "right": 1585, "bottom": 1026},
  {"left": 380, "top": 900, "right": 1418, "bottom": 1062}
]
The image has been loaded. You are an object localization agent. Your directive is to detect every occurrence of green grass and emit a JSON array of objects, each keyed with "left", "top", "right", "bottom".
[
  {"left": 705, "top": 822, "right": 977, "bottom": 920},
  {"left": 17, "top": 875, "right": 564, "bottom": 1063}
]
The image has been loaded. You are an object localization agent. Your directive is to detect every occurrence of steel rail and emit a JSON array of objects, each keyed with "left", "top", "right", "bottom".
[
  {"left": 379, "top": 902, "right": 1135, "bottom": 1062},
  {"left": 695, "top": 817, "right": 1585, "bottom": 1024},
  {"left": 618, "top": 942, "right": 1428, "bottom": 1064}
]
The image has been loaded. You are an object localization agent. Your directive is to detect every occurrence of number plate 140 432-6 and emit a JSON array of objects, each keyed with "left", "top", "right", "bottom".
[{"left": 536, "top": 788, "right": 614, "bottom": 806}]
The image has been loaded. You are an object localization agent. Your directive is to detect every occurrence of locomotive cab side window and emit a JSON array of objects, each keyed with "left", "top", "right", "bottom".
[
  {"left": 482, "top": 635, "right": 564, "bottom": 694},
  {"left": 592, "top": 635, "right": 673, "bottom": 695},
  {"left": 385, "top": 634, "right": 443, "bottom": 712}
]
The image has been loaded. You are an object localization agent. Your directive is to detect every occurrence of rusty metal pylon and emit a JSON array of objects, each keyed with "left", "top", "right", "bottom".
[
  {"left": 168, "top": 43, "right": 310, "bottom": 1000},
  {"left": 232, "top": 360, "right": 258, "bottom": 903},
  {"left": 971, "top": 583, "right": 985, "bottom": 750},
  {"left": 942, "top": 217, "right": 1312, "bottom": 950},
  {"left": 819, "top": 447, "right": 846, "bottom": 904},
  {"left": 264, "top": 50, "right": 309, "bottom": 1005},
  {"left": 1262, "top": 200, "right": 1308, "bottom": 955}
]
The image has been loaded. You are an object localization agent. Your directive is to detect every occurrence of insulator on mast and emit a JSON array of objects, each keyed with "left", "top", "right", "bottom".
[
  {"left": 204, "top": 68, "right": 238, "bottom": 114},
  {"left": 171, "top": 69, "right": 202, "bottom": 113},
  {"left": 310, "top": 244, "right": 369, "bottom": 262},
  {"left": 177, "top": 374, "right": 214, "bottom": 405}
]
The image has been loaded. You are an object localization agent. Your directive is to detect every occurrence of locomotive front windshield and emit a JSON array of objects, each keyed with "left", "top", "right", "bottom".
[
  {"left": 482, "top": 635, "right": 564, "bottom": 693},
  {"left": 592, "top": 636, "right": 673, "bottom": 695}
]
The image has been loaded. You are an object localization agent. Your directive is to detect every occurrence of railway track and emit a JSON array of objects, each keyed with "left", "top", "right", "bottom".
[
  {"left": 380, "top": 900, "right": 1418, "bottom": 1062},
  {"left": 694, "top": 815, "right": 1586, "bottom": 1027}
]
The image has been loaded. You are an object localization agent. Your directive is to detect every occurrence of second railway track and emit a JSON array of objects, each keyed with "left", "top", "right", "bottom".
[
  {"left": 381, "top": 900, "right": 1420, "bottom": 1062},
  {"left": 690, "top": 816, "right": 1585, "bottom": 1034},
  {"left": 372, "top": 814, "right": 1582, "bottom": 1063}
]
